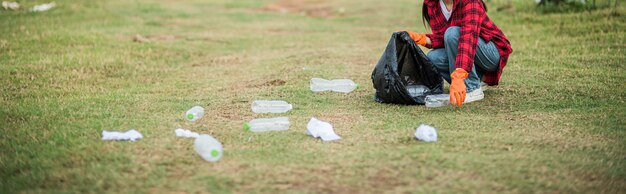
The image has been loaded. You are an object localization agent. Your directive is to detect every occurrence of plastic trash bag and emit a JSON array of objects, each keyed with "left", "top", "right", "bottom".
[{"left": 371, "top": 32, "right": 444, "bottom": 105}]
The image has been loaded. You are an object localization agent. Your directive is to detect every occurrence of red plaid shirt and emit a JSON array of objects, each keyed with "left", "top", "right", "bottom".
[{"left": 424, "top": 0, "right": 512, "bottom": 85}]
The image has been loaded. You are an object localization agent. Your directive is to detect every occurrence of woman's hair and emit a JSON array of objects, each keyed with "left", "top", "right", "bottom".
[{"left": 422, "top": 0, "right": 487, "bottom": 28}]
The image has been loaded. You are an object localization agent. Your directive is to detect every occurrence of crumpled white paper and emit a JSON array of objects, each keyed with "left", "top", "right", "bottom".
[
  {"left": 2, "top": 1, "right": 20, "bottom": 10},
  {"left": 175, "top": 128, "right": 199, "bottom": 138},
  {"left": 414, "top": 124, "right": 437, "bottom": 142},
  {"left": 306, "top": 117, "right": 341, "bottom": 141},
  {"left": 31, "top": 2, "right": 55, "bottom": 12},
  {"left": 102, "top": 129, "right": 143, "bottom": 141}
]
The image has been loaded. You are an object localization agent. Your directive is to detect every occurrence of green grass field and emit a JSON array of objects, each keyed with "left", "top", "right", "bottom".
[{"left": 1, "top": 0, "right": 625, "bottom": 193}]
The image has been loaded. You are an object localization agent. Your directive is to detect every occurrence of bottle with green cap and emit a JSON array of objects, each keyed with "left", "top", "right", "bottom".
[
  {"left": 185, "top": 106, "right": 204, "bottom": 122},
  {"left": 243, "top": 117, "right": 290, "bottom": 132},
  {"left": 194, "top": 134, "right": 222, "bottom": 162},
  {"left": 310, "top": 78, "right": 358, "bottom": 93}
]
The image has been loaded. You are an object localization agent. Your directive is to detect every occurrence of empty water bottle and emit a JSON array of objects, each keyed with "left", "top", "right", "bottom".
[
  {"left": 310, "top": 78, "right": 358, "bottom": 93},
  {"left": 424, "top": 94, "right": 450, "bottom": 108},
  {"left": 185, "top": 106, "right": 205, "bottom": 122},
  {"left": 251, "top": 100, "right": 293, "bottom": 113},
  {"left": 243, "top": 117, "right": 290, "bottom": 132},
  {"left": 406, "top": 85, "right": 430, "bottom": 98},
  {"left": 194, "top": 134, "right": 223, "bottom": 162}
]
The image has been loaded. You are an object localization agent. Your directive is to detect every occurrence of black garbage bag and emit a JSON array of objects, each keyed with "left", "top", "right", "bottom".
[{"left": 371, "top": 32, "right": 444, "bottom": 105}]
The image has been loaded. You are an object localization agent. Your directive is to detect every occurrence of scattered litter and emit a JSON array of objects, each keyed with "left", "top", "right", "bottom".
[
  {"left": 306, "top": 117, "right": 341, "bottom": 141},
  {"left": 310, "top": 77, "right": 358, "bottom": 93},
  {"left": 175, "top": 128, "right": 199, "bottom": 138},
  {"left": 414, "top": 124, "right": 437, "bottom": 142},
  {"left": 102, "top": 129, "right": 143, "bottom": 141},
  {"left": 31, "top": 2, "right": 55, "bottom": 12},
  {"left": 425, "top": 90, "right": 486, "bottom": 108},
  {"left": 251, "top": 100, "right": 292, "bottom": 113},
  {"left": 194, "top": 134, "right": 223, "bottom": 162},
  {"left": 244, "top": 117, "right": 290, "bottom": 132},
  {"left": 2, "top": 1, "right": 19, "bottom": 10},
  {"left": 424, "top": 94, "right": 450, "bottom": 108},
  {"left": 185, "top": 106, "right": 204, "bottom": 122}
]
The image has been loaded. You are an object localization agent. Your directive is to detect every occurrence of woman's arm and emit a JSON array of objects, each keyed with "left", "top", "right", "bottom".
[
  {"left": 454, "top": 0, "right": 486, "bottom": 72},
  {"left": 425, "top": 34, "right": 441, "bottom": 48}
]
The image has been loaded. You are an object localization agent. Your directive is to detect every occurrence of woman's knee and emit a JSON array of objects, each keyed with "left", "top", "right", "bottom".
[{"left": 444, "top": 26, "right": 461, "bottom": 44}]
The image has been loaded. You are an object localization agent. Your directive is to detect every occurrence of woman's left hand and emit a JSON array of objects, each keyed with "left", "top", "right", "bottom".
[
  {"left": 396, "top": 31, "right": 428, "bottom": 46},
  {"left": 406, "top": 31, "right": 428, "bottom": 46}
]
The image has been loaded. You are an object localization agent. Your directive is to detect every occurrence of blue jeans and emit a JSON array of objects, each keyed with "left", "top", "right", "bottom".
[{"left": 426, "top": 26, "right": 500, "bottom": 92}]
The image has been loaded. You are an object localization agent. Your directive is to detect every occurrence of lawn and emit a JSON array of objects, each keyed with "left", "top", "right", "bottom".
[{"left": 1, "top": 0, "right": 625, "bottom": 193}]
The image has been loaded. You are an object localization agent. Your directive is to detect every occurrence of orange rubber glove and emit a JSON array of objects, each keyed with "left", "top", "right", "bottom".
[
  {"left": 406, "top": 31, "right": 428, "bottom": 46},
  {"left": 449, "top": 68, "right": 468, "bottom": 107}
]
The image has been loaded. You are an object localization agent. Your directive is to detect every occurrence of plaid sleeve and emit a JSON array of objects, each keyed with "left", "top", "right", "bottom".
[
  {"left": 425, "top": 33, "right": 443, "bottom": 48},
  {"left": 454, "top": 0, "right": 486, "bottom": 72}
]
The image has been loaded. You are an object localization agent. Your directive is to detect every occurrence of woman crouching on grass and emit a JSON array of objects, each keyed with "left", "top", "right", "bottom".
[{"left": 404, "top": 0, "right": 512, "bottom": 107}]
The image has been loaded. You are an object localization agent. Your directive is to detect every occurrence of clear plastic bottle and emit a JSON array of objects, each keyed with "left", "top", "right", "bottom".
[
  {"left": 194, "top": 134, "right": 223, "bottom": 162},
  {"left": 406, "top": 85, "right": 430, "bottom": 98},
  {"left": 310, "top": 78, "right": 358, "bottom": 93},
  {"left": 424, "top": 94, "right": 450, "bottom": 108},
  {"left": 185, "top": 106, "right": 204, "bottom": 122},
  {"left": 243, "top": 117, "right": 290, "bottom": 132},
  {"left": 251, "top": 100, "right": 293, "bottom": 113}
]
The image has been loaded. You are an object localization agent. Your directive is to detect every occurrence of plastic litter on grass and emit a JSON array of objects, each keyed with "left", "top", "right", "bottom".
[
  {"left": 2, "top": 1, "right": 19, "bottom": 10},
  {"left": 102, "top": 129, "right": 143, "bottom": 141},
  {"left": 310, "top": 78, "right": 358, "bottom": 93},
  {"left": 194, "top": 134, "right": 223, "bottom": 162},
  {"left": 251, "top": 100, "right": 293, "bottom": 113},
  {"left": 414, "top": 124, "right": 437, "bottom": 142},
  {"left": 185, "top": 106, "right": 204, "bottom": 122},
  {"left": 31, "top": 2, "right": 55, "bottom": 12},
  {"left": 306, "top": 117, "right": 341, "bottom": 142},
  {"left": 244, "top": 117, "right": 290, "bottom": 132},
  {"left": 175, "top": 128, "right": 199, "bottom": 138}
]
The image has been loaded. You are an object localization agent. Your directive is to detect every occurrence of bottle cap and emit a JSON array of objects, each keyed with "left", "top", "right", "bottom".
[
  {"left": 211, "top": 149, "right": 219, "bottom": 157},
  {"left": 187, "top": 113, "right": 194, "bottom": 120},
  {"left": 243, "top": 123, "right": 251, "bottom": 131},
  {"left": 355, "top": 83, "right": 360, "bottom": 89}
]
